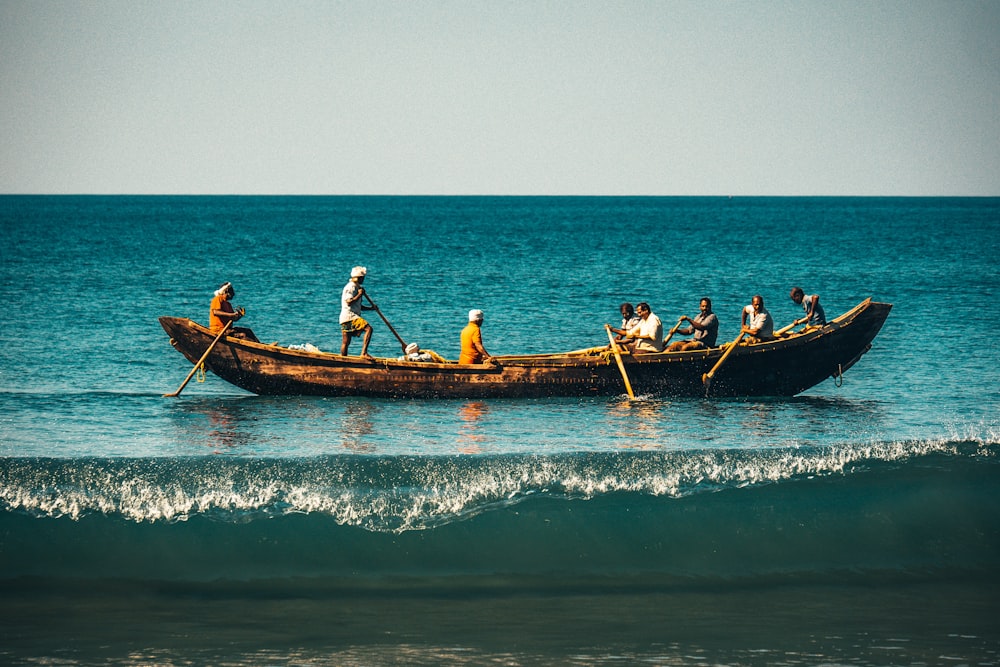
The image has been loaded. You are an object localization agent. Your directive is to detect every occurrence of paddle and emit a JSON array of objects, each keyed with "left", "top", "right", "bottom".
[
  {"left": 363, "top": 292, "right": 407, "bottom": 352},
  {"left": 701, "top": 332, "right": 744, "bottom": 392},
  {"left": 605, "top": 324, "right": 635, "bottom": 399},
  {"left": 164, "top": 320, "right": 232, "bottom": 398},
  {"left": 661, "top": 317, "right": 684, "bottom": 348},
  {"left": 775, "top": 318, "right": 806, "bottom": 336}
]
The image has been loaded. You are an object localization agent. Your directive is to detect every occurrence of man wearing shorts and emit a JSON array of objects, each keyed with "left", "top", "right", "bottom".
[{"left": 340, "top": 266, "right": 375, "bottom": 359}]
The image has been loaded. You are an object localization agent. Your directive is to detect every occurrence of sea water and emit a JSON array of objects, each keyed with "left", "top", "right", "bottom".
[{"left": 1, "top": 196, "right": 998, "bottom": 666}]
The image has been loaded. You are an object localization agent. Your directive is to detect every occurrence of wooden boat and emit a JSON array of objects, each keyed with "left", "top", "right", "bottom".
[{"left": 159, "top": 299, "right": 891, "bottom": 399}]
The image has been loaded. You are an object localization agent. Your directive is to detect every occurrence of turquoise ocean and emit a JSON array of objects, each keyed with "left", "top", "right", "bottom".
[{"left": 1, "top": 195, "right": 998, "bottom": 666}]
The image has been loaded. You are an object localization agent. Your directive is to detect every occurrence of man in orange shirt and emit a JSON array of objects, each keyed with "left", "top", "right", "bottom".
[
  {"left": 209, "top": 282, "right": 258, "bottom": 341},
  {"left": 459, "top": 309, "right": 495, "bottom": 365}
]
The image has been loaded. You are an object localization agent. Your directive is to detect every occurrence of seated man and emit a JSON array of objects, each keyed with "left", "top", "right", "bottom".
[
  {"left": 209, "top": 282, "right": 259, "bottom": 341},
  {"left": 741, "top": 295, "right": 774, "bottom": 343},
  {"left": 666, "top": 298, "right": 719, "bottom": 351},
  {"left": 459, "top": 309, "right": 496, "bottom": 364},
  {"left": 610, "top": 302, "right": 663, "bottom": 353},
  {"left": 398, "top": 342, "right": 447, "bottom": 363},
  {"left": 615, "top": 302, "right": 640, "bottom": 345},
  {"left": 789, "top": 286, "right": 827, "bottom": 327}
]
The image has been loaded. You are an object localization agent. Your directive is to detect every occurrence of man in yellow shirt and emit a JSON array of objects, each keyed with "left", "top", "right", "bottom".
[{"left": 459, "top": 309, "right": 495, "bottom": 365}]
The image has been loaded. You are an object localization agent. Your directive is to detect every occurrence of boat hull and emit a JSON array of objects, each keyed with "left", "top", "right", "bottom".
[{"left": 159, "top": 300, "right": 891, "bottom": 399}]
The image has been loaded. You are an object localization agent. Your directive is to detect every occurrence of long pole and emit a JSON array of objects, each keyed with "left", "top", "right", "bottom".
[
  {"left": 661, "top": 317, "right": 684, "bottom": 348},
  {"left": 605, "top": 325, "right": 635, "bottom": 399},
  {"left": 364, "top": 293, "right": 407, "bottom": 352},
  {"left": 164, "top": 321, "right": 232, "bottom": 398},
  {"left": 775, "top": 319, "right": 804, "bottom": 336},
  {"left": 702, "top": 332, "right": 744, "bottom": 393}
]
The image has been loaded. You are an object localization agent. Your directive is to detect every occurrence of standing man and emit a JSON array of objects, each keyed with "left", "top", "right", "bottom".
[
  {"left": 610, "top": 302, "right": 663, "bottom": 353},
  {"left": 460, "top": 309, "right": 495, "bottom": 365},
  {"left": 340, "top": 266, "right": 375, "bottom": 359},
  {"left": 741, "top": 294, "right": 774, "bottom": 343},
  {"left": 789, "top": 287, "right": 827, "bottom": 326},
  {"left": 666, "top": 297, "right": 719, "bottom": 351}
]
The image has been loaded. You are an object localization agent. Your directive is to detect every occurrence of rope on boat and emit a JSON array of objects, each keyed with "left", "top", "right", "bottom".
[
  {"left": 196, "top": 362, "right": 206, "bottom": 383},
  {"left": 833, "top": 363, "right": 844, "bottom": 387}
]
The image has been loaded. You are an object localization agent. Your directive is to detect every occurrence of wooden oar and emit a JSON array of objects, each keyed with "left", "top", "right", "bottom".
[
  {"left": 164, "top": 321, "right": 232, "bottom": 398},
  {"left": 364, "top": 293, "right": 407, "bottom": 352},
  {"left": 661, "top": 317, "right": 684, "bottom": 348},
  {"left": 702, "top": 332, "right": 744, "bottom": 392},
  {"left": 605, "top": 324, "right": 635, "bottom": 399},
  {"left": 775, "top": 318, "right": 805, "bottom": 336}
]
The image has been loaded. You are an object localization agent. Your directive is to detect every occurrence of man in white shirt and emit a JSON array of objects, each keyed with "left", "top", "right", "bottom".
[
  {"left": 614, "top": 302, "right": 641, "bottom": 345},
  {"left": 340, "top": 266, "right": 375, "bottom": 358},
  {"left": 741, "top": 294, "right": 774, "bottom": 343},
  {"left": 611, "top": 301, "right": 664, "bottom": 353}
]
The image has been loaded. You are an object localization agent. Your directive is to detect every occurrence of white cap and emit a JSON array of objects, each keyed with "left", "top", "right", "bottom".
[
  {"left": 351, "top": 266, "right": 367, "bottom": 278},
  {"left": 405, "top": 342, "right": 419, "bottom": 355},
  {"left": 468, "top": 309, "right": 484, "bottom": 321}
]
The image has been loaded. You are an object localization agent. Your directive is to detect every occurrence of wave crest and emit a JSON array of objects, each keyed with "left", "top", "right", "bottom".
[{"left": 1, "top": 438, "right": 994, "bottom": 531}]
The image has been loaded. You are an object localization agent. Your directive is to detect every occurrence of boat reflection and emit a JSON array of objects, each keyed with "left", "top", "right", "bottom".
[
  {"left": 605, "top": 397, "right": 671, "bottom": 450},
  {"left": 341, "top": 401, "right": 378, "bottom": 452},
  {"left": 457, "top": 401, "right": 489, "bottom": 453},
  {"left": 172, "top": 399, "right": 256, "bottom": 453}
]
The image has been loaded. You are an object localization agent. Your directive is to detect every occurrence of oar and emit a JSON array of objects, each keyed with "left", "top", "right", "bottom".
[
  {"left": 702, "top": 332, "right": 744, "bottom": 392},
  {"left": 605, "top": 324, "right": 635, "bottom": 399},
  {"left": 364, "top": 293, "right": 407, "bottom": 352},
  {"left": 775, "top": 318, "right": 805, "bottom": 336},
  {"left": 164, "top": 321, "right": 233, "bottom": 398},
  {"left": 661, "top": 317, "right": 684, "bottom": 348}
]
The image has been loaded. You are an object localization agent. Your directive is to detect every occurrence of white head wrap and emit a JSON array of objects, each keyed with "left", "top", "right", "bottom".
[
  {"left": 351, "top": 266, "right": 367, "bottom": 278},
  {"left": 468, "top": 309, "right": 484, "bottom": 321},
  {"left": 405, "top": 342, "right": 419, "bottom": 355},
  {"left": 214, "top": 282, "right": 233, "bottom": 297}
]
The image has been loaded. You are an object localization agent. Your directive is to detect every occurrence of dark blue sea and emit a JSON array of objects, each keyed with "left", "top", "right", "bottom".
[{"left": 1, "top": 196, "right": 998, "bottom": 666}]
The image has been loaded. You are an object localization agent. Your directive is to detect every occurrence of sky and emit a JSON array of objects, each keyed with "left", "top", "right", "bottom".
[{"left": 1, "top": 1, "right": 998, "bottom": 196}]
